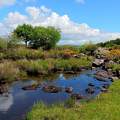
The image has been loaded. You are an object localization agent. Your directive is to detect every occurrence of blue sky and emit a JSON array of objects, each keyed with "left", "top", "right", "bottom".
[{"left": 0, "top": 0, "right": 120, "bottom": 44}]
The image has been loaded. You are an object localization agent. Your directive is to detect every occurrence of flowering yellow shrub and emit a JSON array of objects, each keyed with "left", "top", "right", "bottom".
[
  {"left": 63, "top": 49, "right": 77, "bottom": 58},
  {"left": 107, "top": 49, "right": 120, "bottom": 59}
]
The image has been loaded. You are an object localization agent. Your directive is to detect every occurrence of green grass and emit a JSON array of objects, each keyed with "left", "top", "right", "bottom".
[
  {"left": 0, "top": 62, "right": 21, "bottom": 82},
  {"left": 108, "top": 63, "right": 120, "bottom": 71},
  {"left": 0, "top": 56, "right": 93, "bottom": 82},
  {"left": 26, "top": 80, "right": 120, "bottom": 120},
  {"left": 16, "top": 57, "right": 92, "bottom": 75},
  {"left": 4, "top": 47, "right": 44, "bottom": 60}
]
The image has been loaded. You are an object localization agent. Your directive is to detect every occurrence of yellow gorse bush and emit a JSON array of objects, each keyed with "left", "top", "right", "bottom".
[{"left": 106, "top": 49, "right": 120, "bottom": 59}]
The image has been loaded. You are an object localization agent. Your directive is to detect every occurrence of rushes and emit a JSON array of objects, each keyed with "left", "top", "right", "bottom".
[
  {"left": 0, "top": 62, "right": 20, "bottom": 82},
  {"left": 0, "top": 56, "right": 92, "bottom": 81}
]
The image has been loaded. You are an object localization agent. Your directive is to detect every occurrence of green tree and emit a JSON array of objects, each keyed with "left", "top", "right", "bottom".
[
  {"left": 30, "top": 26, "right": 61, "bottom": 49},
  {"left": 13, "top": 24, "right": 34, "bottom": 47}
]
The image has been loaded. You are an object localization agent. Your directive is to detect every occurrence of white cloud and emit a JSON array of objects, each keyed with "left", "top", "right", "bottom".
[
  {"left": 0, "top": 0, "right": 16, "bottom": 7},
  {"left": 0, "top": 6, "right": 120, "bottom": 45}
]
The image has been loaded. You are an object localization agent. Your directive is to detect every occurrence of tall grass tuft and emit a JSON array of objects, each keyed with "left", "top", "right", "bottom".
[{"left": 0, "top": 62, "right": 20, "bottom": 82}]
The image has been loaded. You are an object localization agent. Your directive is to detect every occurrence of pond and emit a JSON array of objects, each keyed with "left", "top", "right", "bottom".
[{"left": 0, "top": 70, "right": 112, "bottom": 120}]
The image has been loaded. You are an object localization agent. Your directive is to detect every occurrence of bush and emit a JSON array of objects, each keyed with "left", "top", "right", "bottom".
[
  {"left": 105, "top": 49, "right": 120, "bottom": 61},
  {"left": 79, "top": 43, "right": 97, "bottom": 55}
]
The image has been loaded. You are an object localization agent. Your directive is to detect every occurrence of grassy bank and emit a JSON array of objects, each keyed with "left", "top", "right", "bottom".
[
  {"left": 26, "top": 80, "right": 120, "bottom": 120},
  {"left": 0, "top": 56, "right": 93, "bottom": 82}
]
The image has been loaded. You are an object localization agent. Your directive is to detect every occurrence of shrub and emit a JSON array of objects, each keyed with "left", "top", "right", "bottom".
[
  {"left": 106, "top": 49, "right": 120, "bottom": 61},
  {"left": 79, "top": 43, "right": 97, "bottom": 55}
]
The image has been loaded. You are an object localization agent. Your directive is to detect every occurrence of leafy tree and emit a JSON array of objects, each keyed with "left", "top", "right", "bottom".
[
  {"left": 30, "top": 26, "right": 61, "bottom": 49},
  {"left": 13, "top": 24, "right": 34, "bottom": 46}
]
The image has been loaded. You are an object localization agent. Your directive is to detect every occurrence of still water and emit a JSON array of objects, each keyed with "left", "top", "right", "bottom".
[{"left": 0, "top": 70, "right": 111, "bottom": 120}]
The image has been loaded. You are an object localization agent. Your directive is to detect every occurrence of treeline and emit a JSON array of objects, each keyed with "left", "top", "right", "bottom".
[{"left": 98, "top": 38, "right": 120, "bottom": 48}]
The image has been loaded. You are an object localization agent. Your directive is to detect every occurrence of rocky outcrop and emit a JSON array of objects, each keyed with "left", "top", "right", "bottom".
[
  {"left": 92, "top": 59, "right": 105, "bottom": 67},
  {"left": 94, "top": 47, "right": 110, "bottom": 59}
]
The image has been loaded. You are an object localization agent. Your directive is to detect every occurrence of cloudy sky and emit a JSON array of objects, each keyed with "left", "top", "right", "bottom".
[{"left": 0, "top": 0, "right": 120, "bottom": 45}]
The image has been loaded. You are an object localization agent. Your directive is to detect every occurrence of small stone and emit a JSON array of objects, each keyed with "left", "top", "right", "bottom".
[
  {"left": 65, "top": 87, "right": 73, "bottom": 93},
  {"left": 42, "top": 85, "right": 62, "bottom": 93},
  {"left": 85, "top": 87, "right": 95, "bottom": 94},
  {"left": 71, "top": 93, "right": 84, "bottom": 100},
  {"left": 111, "top": 77, "right": 119, "bottom": 81}
]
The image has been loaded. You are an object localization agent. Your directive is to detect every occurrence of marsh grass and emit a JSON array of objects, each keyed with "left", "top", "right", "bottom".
[
  {"left": 108, "top": 63, "right": 120, "bottom": 71},
  {"left": 0, "top": 56, "right": 92, "bottom": 81},
  {"left": 15, "top": 57, "right": 92, "bottom": 76},
  {"left": 0, "top": 62, "right": 20, "bottom": 82},
  {"left": 4, "top": 47, "right": 44, "bottom": 60}
]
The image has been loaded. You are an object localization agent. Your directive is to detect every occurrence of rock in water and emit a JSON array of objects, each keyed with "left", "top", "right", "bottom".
[
  {"left": 22, "top": 84, "right": 39, "bottom": 91},
  {"left": 65, "top": 87, "right": 73, "bottom": 93},
  {"left": 85, "top": 87, "right": 95, "bottom": 94},
  {"left": 71, "top": 93, "right": 84, "bottom": 100},
  {"left": 42, "top": 85, "right": 62, "bottom": 93}
]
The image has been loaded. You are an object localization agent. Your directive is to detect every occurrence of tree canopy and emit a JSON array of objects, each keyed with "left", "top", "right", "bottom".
[
  {"left": 13, "top": 24, "right": 61, "bottom": 49},
  {"left": 30, "top": 26, "right": 61, "bottom": 49},
  {"left": 13, "top": 24, "right": 34, "bottom": 46}
]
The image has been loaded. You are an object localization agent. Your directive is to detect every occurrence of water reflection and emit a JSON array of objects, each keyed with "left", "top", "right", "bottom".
[
  {"left": 0, "top": 94, "right": 13, "bottom": 112},
  {"left": 0, "top": 70, "right": 111, "bottom": 120}
]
